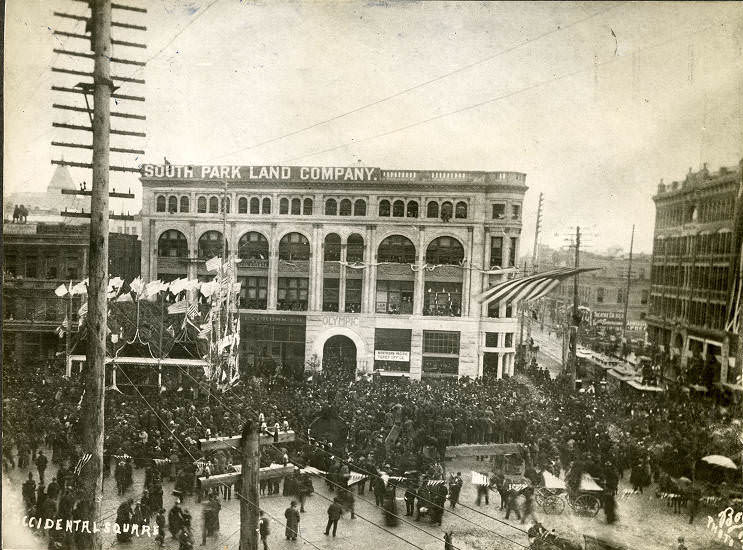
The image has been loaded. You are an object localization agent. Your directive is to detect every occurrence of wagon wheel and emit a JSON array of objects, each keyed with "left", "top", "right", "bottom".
[
  {"left": 542, "top": 495, "right": 565, "bottom": 515},
  {"left": 573, "top": 494, "right": 601, "bottom": 517}
]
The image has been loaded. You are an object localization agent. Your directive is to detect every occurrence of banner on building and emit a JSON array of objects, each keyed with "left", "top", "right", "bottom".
[{"left": 374, "top": 350, "right": 410, "bottom": 362}]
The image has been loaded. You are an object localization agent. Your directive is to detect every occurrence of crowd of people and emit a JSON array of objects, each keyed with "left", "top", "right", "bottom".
[{"left": 3, "top": 350, "right": 741, "bottom": 549}]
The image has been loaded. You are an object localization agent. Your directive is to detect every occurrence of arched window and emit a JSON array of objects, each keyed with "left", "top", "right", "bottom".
[
  {"left": 455, "top": 201, "right": 467, "bottom": 219},
  {"left": 347, "top": 234, "right": 365, "bottom": 262},
  {"left": 353, "top": 199, "right": 366, "bottom": 216},
  {"left": 180, "top": 196, "right": 190, "bottom": 213},
  {"left": 378, "top": 235, "right": 416, "bottom": 264},
  {"left": 426, "top": 201, "right": 439, "bottom": 218},
  {"left": 279, "top": 232, "right": 310, "bottom": 261},
  {"left": 392, "top": 200, "right": 405, "bottom": 217},
  {"left": 168, "top": 196, "right": 178, "bottom": 213},
  {"left": 426, "top": 236, "right": 464, "bottom": 265},
  {"left": 441, "top": 201, "right": 453, "bottom": 221},
  {"left": 238, "top": 197, "right": 248, "bottom": 214},
  {"left": 158, "top": 229, "right": 188, "bottom": 258},
  {"left": 325, "top": 199, "right": 337, "bottom": 216},
  {"left": 279, "top": 198, "right": 289, "bottom": 215},
  {"left": 406, "top": 201, "right": 419, "bottom": 218},
  {"left": 339, "top": 199, "right": 352, "bottom": 216},
  {"left": 197, "top": 196, "right": 207, "bottom": 213},
  {"left": 198, "top": 230, "right": 226, "bottom": 258},
  {"left": 250, "top": 198, "right": 260, "bottom": 214},
  {"left": 262, "top": 197, "right": 271, "bottom": 214},
  {"left": 221, "top": 197, "right": 230, "bottom": 213},
  {"left": 238, "top": 231, "right": 269, "bottom": 260},
  {"left": 379, "top": 200, "right": 391, "bottom": 217},
  {"left": 291, "top": 198, "right": 301, "bottom": 215},
  {"left": 324, "top": 233, "right": 342, "bottom": 261},
  {"left": 303, "top": 198, "right": 313, "bottom": 215},
  {"left": 156, "top": 195, "right": 166, "bottom": 212},
  {"left": 209, "top": 196, "right": 219, "bottom": 213}
]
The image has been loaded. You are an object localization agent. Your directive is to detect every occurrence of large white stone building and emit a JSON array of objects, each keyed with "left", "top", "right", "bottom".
[{"left": 139, "top": 164, "right": 527, "bottom": 380}]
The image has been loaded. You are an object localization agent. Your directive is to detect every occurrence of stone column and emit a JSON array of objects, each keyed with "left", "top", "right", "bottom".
[
  {"left": 365, "top": 225, "right": 377, "bottom": 313},
  {"left": 267, "top": 223, "right": 278, "bottom": 310},
  {"left": 463, "top": 227, "right": 475, "bottom": 317},
  {"left": 310, "top": 224, "right": 322, "bottom": 311},
  {"left": 497, "top": 353, "right": 504, "bottom": 379},
  {"left": 339, "top": 243, "right": 347, "bottom": 313},
  {"left": 187, "top": 221, "right": 197, "bottom": 280},
  {"left": 720, "top": 335, "right": 729, "bottom": 384},
  {"left": 414, "top": 226, "right": 426, "bottom": 315}
]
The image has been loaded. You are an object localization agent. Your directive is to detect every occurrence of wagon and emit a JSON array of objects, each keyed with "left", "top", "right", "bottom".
[{"left": 537, "top": 472, "right": 603, "bottom": 517}]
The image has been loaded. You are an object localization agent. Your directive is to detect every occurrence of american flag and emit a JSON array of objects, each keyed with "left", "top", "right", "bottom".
[
  {"left": 476, "top": 267, "right": 600, "bottom": 306},
  {"left": 74, "top": 453, "right": 93, "bottom": 475},
  {"left": 186, "top": 303, "right": 199, "bottom": 319},
  {"left": 167, "top": 300, "right": 188, "bottom": 315}
]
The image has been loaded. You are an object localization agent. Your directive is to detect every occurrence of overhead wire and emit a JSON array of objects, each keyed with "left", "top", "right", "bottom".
[
  {"left": 206, "top": 1, "right": 626, "bottom": 163},
  {"left": 279, "top": 20, "right": 720, "bottom": 164}
]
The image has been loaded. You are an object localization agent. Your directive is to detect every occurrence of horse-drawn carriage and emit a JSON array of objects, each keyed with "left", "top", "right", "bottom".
[{"left": 535, "top": 471, "right": 603, "bottom": 517}]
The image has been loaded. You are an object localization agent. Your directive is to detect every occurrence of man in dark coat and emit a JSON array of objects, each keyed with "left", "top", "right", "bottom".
[
  {"left": 168, "top": 501, "right": 184, "bottom": 539},
  {"left": 35, "top": 451, "right": 48, "bottom": 484},
  {"left": 22, "top": 473, "right": 36, "bottom": 511},
  {"left": 448, "top": 473, "right": 462, "bottom": 508},
  {"left": 116, "top": 499, "right": 134, "bottom": 543},
  {"left": 284, "top": 501, "right": 300, "bottom": 541},
  {"left": 324, "top": 497, "right": 343, "bottom": 537}
]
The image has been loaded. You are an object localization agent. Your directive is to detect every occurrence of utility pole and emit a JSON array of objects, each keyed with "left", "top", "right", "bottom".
[
  {"left": 519, "top": 261, "right": 527, "bottom": 356},
  {"left": 569, "top": 226, "right": 581, "bottom": 389},
  {"left": 532, "top": 192, "right": 543, "bottom": 273},
  {"left": 241, "top": 422, "right": 259, "bottom": 550},
  {"left": 66, "top": 280, "right": 73, "bottom": 375},
  {"left": 622, "top": 224, "right": 635, "bottom": 340},
  {"left": 79, "top": 1, "right": 111, "bottom": 547}
]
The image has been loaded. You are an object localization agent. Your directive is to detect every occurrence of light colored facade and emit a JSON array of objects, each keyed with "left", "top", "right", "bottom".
[{"left": 139, "top": 165, "right": 527, "bottom": 380}]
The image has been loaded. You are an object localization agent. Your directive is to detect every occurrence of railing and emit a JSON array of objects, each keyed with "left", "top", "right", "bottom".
[{"left": 375, "top": 301, "right": 414, "bottom": 315}]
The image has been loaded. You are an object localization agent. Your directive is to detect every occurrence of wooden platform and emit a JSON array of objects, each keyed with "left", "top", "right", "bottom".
[{"left": 444, "top": 443, "right": 523, "bottom": 458}]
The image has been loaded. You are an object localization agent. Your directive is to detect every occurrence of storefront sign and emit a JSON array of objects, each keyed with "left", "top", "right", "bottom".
[
  {"left": 321, "top": 315, "right": 359, "bottom": 328},
  {"left": 593, "top": 310, "right": 623, "bottom": 327},
  {"left": 240, "top": 313, "right": 305, "bottom": 325},
  {"left": 141, "top": 164, "right": 380, "bottom": 182},
  {"left": 374, "top": 350, "right": 410, "bottom": 362}
]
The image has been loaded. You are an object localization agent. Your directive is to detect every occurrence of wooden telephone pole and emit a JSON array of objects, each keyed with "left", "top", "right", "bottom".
[
  {"left": 621, "top": 224, "right": 635, "bottom": 340},
  {"left": 569, "top": 226, "right": 581, "bottom": 389},
  {"left": 78, "top": 2, "right": 111, "bottom": 547}
]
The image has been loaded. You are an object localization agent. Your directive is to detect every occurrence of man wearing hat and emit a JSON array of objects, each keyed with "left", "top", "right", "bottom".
[{"left": 284, "top": 501, "right": 300, "bottom": 541}]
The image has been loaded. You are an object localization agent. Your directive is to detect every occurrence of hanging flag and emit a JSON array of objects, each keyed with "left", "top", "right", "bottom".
[
  {"left": 232, "top": 282, "right": 242, "bottom": 293},
  {"left": 471, "top": 471, "right": 490, "bottom": 486},
  {"left": 186, "top": 303, "right": 199, "bottom": 319},
  {"left": 78, "top": 302, "right": 88, "bottom": 317},
  {"left": 129, "top": 277, "right": 145, "bottom": 296},
  {"left": 168, "top": 277, "right": 189, "bottom": 295},
  {"left": 475, "top": 267, "right": 600, "bottom": 306},
  {"left": 74, "top": 453, "right": 93, "bottom": 475},
  {"left": 116, "top": 293, "right": 134, "bottom": 302},
  {"left": 166, "top": 325, "right": 175, "bottom": 337},
  {"left": 205, "top": 256, "right": 221, "bottom": 272},
  {"left": 55, "top": 284, "right": 70, "bottom": 297},
  {"left": 70, "top": 279, "right": 88, "bottom": 296},
  {"left": 167, "top": 300, "right": 188, "bottom": 315},
  {"left": 143, "top": 279, "right": 165, "bottom": 299},
  {"left": 200, "top": 280, "right": 218, "bottom": 298}
]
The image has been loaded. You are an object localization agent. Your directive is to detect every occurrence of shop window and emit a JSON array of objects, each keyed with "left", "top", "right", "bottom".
[
  {"left": 156, "top": 195, "right": 166, "bottom": 212},
  {"left": 180, "top": 196, "right": 189, "bottom": 213},
  {"left": 374, "top": 328, "right": 411, "bottom": 372},
  {"left": 427, "top": 201, "right": 439, "bottom": 218},
  {"left": 379, "top": 200, "right": 391, "bottom": 217},
  {"left": 339, "top": 199, "right": 352, "bottom": 216},
  {"left": 262, "top": 198, "right": 272, "bottom": 214},
  {"left": 325, "top": 199, "right": 337, "bottom": 216},
  {"left": 422, "top": 330, "right": 460, "bottom": 376},
  {"left": 353, "top": 199, "right": 366, "bottom": 216},
  {"left": 277, "top": 277, "right": 309, "bottom": 311},
  {"left": 376, "top": 280, "right": 414, "bottom": 314}
]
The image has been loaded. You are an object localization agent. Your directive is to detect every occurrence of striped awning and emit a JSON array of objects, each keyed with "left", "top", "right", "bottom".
[{"left": 476, "top": 267, "right": 600, "bottom": 305}]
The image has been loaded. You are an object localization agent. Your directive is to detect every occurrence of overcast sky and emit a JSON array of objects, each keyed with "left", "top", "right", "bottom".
[{"left": 4, "top": 1, "right": 742, "bottom": 254}]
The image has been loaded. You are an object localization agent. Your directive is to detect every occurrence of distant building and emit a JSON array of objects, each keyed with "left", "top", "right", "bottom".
[
  {"left": 2, "top": 223, "right": 141, "bottom": 366},
  {"left": 139, "top": 164, "right": 528, "bottom": 380},
  {"left": 544, "top": 248, "right": 652, "bottom": 334},
  {"left": 646, "top": 161, "right": 742, "bottom": 386}
]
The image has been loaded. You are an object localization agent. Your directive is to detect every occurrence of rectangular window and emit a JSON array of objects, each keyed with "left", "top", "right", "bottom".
[
  {"left": 492, "top": 203, "right": 505, "bottom": 219},
  {"left": 485, "top": 332, "right": 499, "bottom": 347},
  {"left": 374, "top": 328, "right": 411, "bottom": 372},
  {"left": 345, "top": 278, "right": 362, "bottom": 313},
  {"left": 504, "top": 333, "right": 513, "bottom": 348},
  {"left": 277, "top": 277, "right": 308, "bottom": 311},
  {"left": 617, "top": 288, "right": 624, "bottom": 304},
  {"left": 238, "top": 276, "right": 268, "bottom": 309},
  {"left": 375, "top": 280, "right": 414, "bottom": 314},
  {"left": 597, "top": 287, "right": 605, "bottom": 303},
  {"left": 25, "top": 256, "right": 38, "bottom": 278},
  {"left": 423, "top": 282, "right": 462, "bottom": 317},
  {"left": 490, "top": 237, "right": 503, "bottom": 268},
  {"left": 422, "top": 330, "right": 460, "bottom": 376},
  {"left": 511, "top": 204, "right": 521, "bottom": 220},
  {"left": 508, "top": 238, "right": 517, "bottom": 267},
  {"left": 322, "top": 278, "right": 340, "bottom": 312}
]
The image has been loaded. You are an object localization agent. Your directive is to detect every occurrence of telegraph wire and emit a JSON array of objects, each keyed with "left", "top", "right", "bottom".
[
  {"left": 206, "top": 2, "right": 626, "bottom": 163},
  {"left": 279, "top": 20, "right": 719, "bottom": 164}
]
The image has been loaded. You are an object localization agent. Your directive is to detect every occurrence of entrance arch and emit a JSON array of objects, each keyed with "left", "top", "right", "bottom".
[
  {"left": 323, "top": 335, "right": 357, "bottom": 375},
  {"left": 312, "top": 327, "right": 367, "bottom": 375}
]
